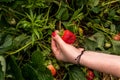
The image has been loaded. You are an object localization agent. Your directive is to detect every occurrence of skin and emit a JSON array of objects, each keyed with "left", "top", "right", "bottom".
[{"left": 51, "top": 31, "right": 120, "bottom": 77}]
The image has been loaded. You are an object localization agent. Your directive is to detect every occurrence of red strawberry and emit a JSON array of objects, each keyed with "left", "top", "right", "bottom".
[
  {"left": 47, "top": 64, "right": 56, "bottom": 76},
  {"left": 61, "top": 30, "right": 76, "bottom": 44},
  {"left": 86, "top": 70, "right": 94, "bottom": 80},
  {"left": 113, "top": 33, "right": 120, "bottom": 41}
]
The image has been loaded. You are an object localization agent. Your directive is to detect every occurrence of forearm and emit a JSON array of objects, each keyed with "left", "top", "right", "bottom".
[{"left": 80, "top": 51, "right": 120, "bottom": 77}]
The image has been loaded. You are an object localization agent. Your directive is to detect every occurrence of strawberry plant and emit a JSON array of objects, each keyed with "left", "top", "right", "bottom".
[{"left": 0, "top": 0, "right": 120, "bottom": 80}]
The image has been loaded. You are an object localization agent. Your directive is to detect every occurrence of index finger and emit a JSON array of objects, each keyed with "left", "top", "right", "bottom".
[{"left": 51, "top": 38, "right": 59, "bottom": 55}]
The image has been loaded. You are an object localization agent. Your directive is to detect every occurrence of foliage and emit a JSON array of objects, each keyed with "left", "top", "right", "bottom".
[
  {"left": 66, "top": 65, "right": 86, "bottom": 80},
  {"left": 0, "top": 0, "right": 14, "bottom": 3},
  {"left": 0, "top": 0, "right": 120, "bottom": 80}
]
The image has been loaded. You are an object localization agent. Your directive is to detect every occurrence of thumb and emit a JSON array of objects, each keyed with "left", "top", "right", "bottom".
[{"left": 52, "top": 30, "right": 65, "bottom": 45}]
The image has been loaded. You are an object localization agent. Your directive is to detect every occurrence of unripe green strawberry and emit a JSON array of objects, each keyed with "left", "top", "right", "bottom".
[
  {"left": 104, "top": 42, "right": 111, "bottom": 48},
  {"left": 8, "top": 18, "right": 16, "bottom": 25}
]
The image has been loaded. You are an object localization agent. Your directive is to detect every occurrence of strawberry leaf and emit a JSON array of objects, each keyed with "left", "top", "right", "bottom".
[
  {"left": 0, "top": 35, "right": 13, "bottom": 53},
  {"left": 0, "top": 65, "right": 4, "bottom": 80},
  {"left": 7, "top": 56, "right": 24, "bottom": 80},
  {"left": 67, "top": 65, "right": 86, "bottom": 80},
  {"left": 22, "top": 64, "right": 53, "bottom": 80},
  {"left": 111, "top": 40, "right": 120, "bottom": 55},
  {"left": 84, "top": 32, "right": 105, "bottom": 51},
  {"left": 84, "top": 38, "right": 97, "bottom": 51},
  {"left": 0, "top": 0, "right": 14, "bottom": 2},
  {"left": 31, "top": 49, "right": 46, "bottom": 71}
]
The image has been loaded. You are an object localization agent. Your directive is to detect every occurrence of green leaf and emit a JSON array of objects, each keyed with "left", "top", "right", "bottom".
[
  {"left": 89, "top": 32, "right": 105, "bottom": 50},
  {"left": 31, "top": 49, "right": 46, "bottom": 71},
  {"left": 111, "top": 40, "right": 120, "bottom": 55},
  {"left": 0, "top": 56, "right": 6, "bottom": 80},
  {"left": 32, "top": 33, "right": 36, "bottom": 44},
  {"left": 110, "top": 24, "right": 116, "bottom": 33},
  {"left": 0, "top": 65, "right": 4, "bottom": 80},
  {"left": 109, "top": 9, "right": 116, "bottom": 17},
  {"left": 91, "top": 7, "right": 100, "bottom": 13},
  {"left": 0, "top": 35, "right": 12, "bottom": 48},
  {"left": 37, "top": 69, "right": 53, "bottom": 80},
  {"left": 42, "top": 49, "right": 51, "bottom": 57},
  {"left": 22, "top": 64, "right": 39, "bottom": 80},
  {"left": 0, "top": 56, "right": 6, "bottom": 75},
  {"left": 116, "top": 25, "right": 120, "bottom": 32},
  {"left": 56, "top": 7, "right": 69, "bottom": 20},
  {"left": 70, "top": 6, "right": 83, "bottom": 21},
  {"left": 71, "top": 12, "right": 84, "bottom": 22},
  {"left": 33, "top": 29, "right": 40, "bottom": 39},
  {"left": 67, "top": 65, "right": 86, "bottom": 80},
  {"left": 13, "top": 34, "right": 30, "bottom": 48},
  {"left": 62, "top": 22, "right": 77, "bottom": 32},
  {"left": 76, "top": 0, "right": 88, "bottom": 7},
  {"left": 84, "top": 38, "right": 98, "bottom": 51},
  {"left": 22, "top": 64, "right": 53, "bottom": 80},
  {"left": 0, "top": 35, "right": 13, "bottom": 53},
  {"left": 61, "top": 8, "right": 69, "bottom": 20},
  {"left": 88, "top": 0, "right": 99, "bottom": 7},
  {"left": 7, "top": 56, "right": 24, "bottom": 80},
  {"left": 30, "top": 49, "right": 54, "bottom": 80},
  {"left": 0, "top": 0, "right": 14, "bottom": 2},
  {"left": 55, "top": 1, "right": 69, "bottom": 20}
]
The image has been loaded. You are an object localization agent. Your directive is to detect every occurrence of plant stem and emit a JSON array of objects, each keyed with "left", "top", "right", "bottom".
[
  {"left": 59, "top": 21, "right": 62, "bottom": 30},
  {"left": 7, "top": 41, "right": 32, "bottom": 55},
  {"left": 1, "top": 5, "right": 26, "bottom": 17},
  {"left": 102, "top": 0, "right": 120, "bottom": 6}
]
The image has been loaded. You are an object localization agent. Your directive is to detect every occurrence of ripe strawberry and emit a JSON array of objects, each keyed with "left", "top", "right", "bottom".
[
  {"left": 113, "top": 33, "right": 120, "bottom": 41},
  {"left": 86, "top": 70, "right": 94, "bottom": 80},
  {"left": 61, "top": 30, "right": 76, "bottom": 44},
  {"left": 47, "top": 64, "right": 56, "bottom": 76}
]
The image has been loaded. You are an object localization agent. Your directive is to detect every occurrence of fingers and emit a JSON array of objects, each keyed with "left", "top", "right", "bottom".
[
  {"left": 51, "top": 38, "right": 63, "bottom": 61},
  {"left": 52, "top": 30, "right": 65, "bottom": 46},
  {"left": 51, "top": 38, "right": 59, "bottom": 55}
]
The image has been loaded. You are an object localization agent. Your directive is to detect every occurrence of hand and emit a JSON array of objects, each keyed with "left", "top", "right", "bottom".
[{"left": 51, "top": 31, "right": 84, "bottom": 64}]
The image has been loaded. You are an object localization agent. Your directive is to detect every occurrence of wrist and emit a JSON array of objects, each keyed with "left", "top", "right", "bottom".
[{"left": 75, "top": 49, "right": 85, "bottom": 64}]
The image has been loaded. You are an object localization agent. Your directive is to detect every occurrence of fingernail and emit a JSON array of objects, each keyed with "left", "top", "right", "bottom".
[{"left": 52, "top": 32, "right": 56, "bottom": 37}]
